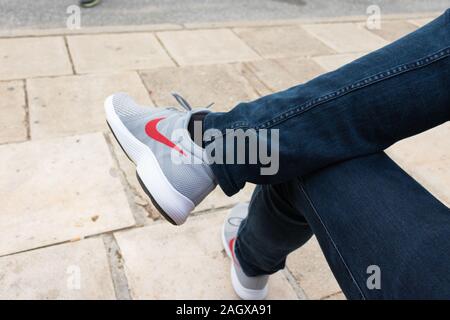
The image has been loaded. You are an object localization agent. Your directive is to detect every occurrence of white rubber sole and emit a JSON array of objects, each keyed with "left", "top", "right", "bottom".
[
  {"left": 221, "top": 223, "right": 268, "bottom": 300},
  {"left": 104, "top": 95, "right": 194, "bottom": 225}
]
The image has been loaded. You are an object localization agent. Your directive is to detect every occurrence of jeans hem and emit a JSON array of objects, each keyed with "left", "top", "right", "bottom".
[
  {"left": 204, "top": 112, "right": 241, "bottom": 196},
  {"left": 208, "top": 162, "right": 239, "bottom": 196}
]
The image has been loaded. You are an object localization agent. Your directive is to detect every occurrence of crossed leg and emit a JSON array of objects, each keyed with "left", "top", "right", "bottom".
[{"left": 235, "top": 152, "right": 450, "bottom": 299}]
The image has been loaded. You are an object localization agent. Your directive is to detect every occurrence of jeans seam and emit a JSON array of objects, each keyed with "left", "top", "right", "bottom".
[
  {"left": 298, "top": 181, "right": 367, "bottom": 300},
  {"left": 206, "top": 122, "right": 250, "bottom": 150},
  {"left": 254, "top": 47, "right": 450, "bottom": 130}
]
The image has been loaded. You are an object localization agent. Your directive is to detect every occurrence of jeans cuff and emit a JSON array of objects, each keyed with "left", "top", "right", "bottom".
[
  {"left": 203, "top": 112, "right": 240, "bottom": 197},
  {"left": 234, "top": 237, "right": 265, "bottom": 277},
  {"left": 209, "top": 162, "right": 239, "bottom": 196}
]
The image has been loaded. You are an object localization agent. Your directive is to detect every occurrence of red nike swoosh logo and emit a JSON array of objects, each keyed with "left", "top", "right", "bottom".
[
  {"left": 145, "top": 117, "right": 186, "bottom": 156},
  {"left": 229, "top": 238, "right": 238, "bottom": 264}
]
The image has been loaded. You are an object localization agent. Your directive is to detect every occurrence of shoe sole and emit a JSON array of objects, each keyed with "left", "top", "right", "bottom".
[
  {"left": 104, "top": 95, "right": 194, "bottom": 225},
  {"left": 221, "top": 213, "right": 268, "bottom": 300}
]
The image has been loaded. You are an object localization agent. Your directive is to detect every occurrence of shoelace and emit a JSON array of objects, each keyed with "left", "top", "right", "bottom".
[{"left": 171, "top": 92, "right": 214, "bottom": 111}]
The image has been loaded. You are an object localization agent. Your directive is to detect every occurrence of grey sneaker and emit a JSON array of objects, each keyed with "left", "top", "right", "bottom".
[
  {"left": 222, "top": 203, "right": 269, "bottom": 300},
  {"left": 105, "top": 93, "right": 216, "bottom": 225}
]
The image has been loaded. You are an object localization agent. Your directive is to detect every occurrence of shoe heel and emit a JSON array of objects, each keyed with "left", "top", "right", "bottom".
[
  {"left": 136, "top": 159, "right": 194, "bottom": 226},
  {"left": 135, "top": 172, "right": 178, "bottom": 225}
]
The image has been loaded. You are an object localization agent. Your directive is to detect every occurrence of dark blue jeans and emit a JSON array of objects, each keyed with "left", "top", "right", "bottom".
[{"left": 204, "top": 10, "right": 450, "bottom": 299}]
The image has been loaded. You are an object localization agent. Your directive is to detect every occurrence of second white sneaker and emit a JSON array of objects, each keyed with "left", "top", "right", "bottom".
[{"left": 223, "top": 203, "right": 269, "bottom": 300}]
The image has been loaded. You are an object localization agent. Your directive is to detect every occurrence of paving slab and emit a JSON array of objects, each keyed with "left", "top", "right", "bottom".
[
  {"left": 28, "top": 72, "right": 152, "bottom": 139},
  {"left": 67, "top": 33, "right": 174, "bottom": 74},
  {"left": 363, "top": 20, "right": 418, "bottom": 42},
  {"left": 275, "top": 57, "right": 326, "bottom": 83},
  {"left": 115, "top": 211, "right": 299, "bottom": 299},
  {"left": 0, "top": 238, "right": 115, "bottom": 299},
  {"left": 140, "top": 64, "right": 259, "bottom": 112},
  {"left": 233, "top": 26, "right": 334, "bottom": 59},
  {"left": 0, "top": 133, "right": 135, "bottom": 256},
  {"left": 0, "top": 81, "right": 27, "bottom": 144},
  {"left": 0, "top": 37, "right": 72, "bottom": 80},
  {"left": 245, "top": 58, "right": 324, "bottom": 92},
  {"left": 287, "top": 237, "right": 342, "bottom": 300},
  {"left": 302, "top": 23, "right": 389, "bottom": 53},
  {"left": 157, "top": 29, "right": 260, "bottom": 66},
  {"left": 313, "top": 53, "right": 366, "bottom": 72},
  {"left": 386, "top": 122, "right": 450, "bottom": 207}
]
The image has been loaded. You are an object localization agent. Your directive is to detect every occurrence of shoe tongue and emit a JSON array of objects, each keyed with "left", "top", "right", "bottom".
[
  {"left": 175, "top": 109, "right": 210, "bottom": 160},
  {"left": 177, "top": 108, "right": 210, "bottom": 130}
]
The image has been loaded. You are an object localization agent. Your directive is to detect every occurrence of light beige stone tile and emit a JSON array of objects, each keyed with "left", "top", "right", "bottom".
[
  {"left": 67, "top": 33, "right": 174, "bottom": 74},
  {"left": 287, "top": 237, "right": 341, "bottom": 300},
  {"left": 275, "top": 57, "right": 325, "bottom": 82},
  {"left": 0, "top": 37, "right": 72, "bottom": 80},
  {"left": 313, "top": 53, "right": 366, "bottom": 72},
  {"left": 245, "top": 59, "right": 299, "bottom": 93},
  {"left": 0, "top": 133, "right": 135, "bottom": 256},
  {"left": 0, "top": 81, "right": 27, "bottom": 144},
  {"left": 245, "top": 58, "right": 324, "bottom": 92},
  {"left": 140, "top": 64, "right": 259, "bottom": 112},
  {"left": 408, "top": 18, "right": 434, "bottom": 27},
  {"left": 0, "top": 238, "right": 115, "bottom": 299},
  {"left": 302, "top": 23, "right": 389, "bottom": 53},
  {"left": 363, "top": 21, "right": 417, "bottom": 42},
  {"left": 157, "top": 29, "right": 260, "bottom": 66},
  {"left": 233, "top": 26, "right": 334, "bottom": 59},
  {"left": 28, "top": 72, "right": 152, "bottom": 139},
  {"left": 115, "top": 211, "right": 299, "bottom": 299},
  {"left": 386, "top": 122, "right": 450, "bottom": 207}
]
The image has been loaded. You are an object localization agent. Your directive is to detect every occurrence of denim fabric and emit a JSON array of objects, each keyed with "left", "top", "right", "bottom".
[
  {"left": 204, "top": 10, "right": 450, "bottom": 196},
  {"left": 236, "top": 153, "right": 450, "bottom": 299},
  {"left": 203, "top": 11, "right": 450, "bottom": 299}
]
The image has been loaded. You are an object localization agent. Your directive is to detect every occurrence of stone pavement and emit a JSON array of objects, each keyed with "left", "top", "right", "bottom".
[{"left": 0, "top": 13, "right": 448, "bottom": 300}]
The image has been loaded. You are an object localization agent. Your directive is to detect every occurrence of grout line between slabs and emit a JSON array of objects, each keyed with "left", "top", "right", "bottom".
[
  {"left": 22, "top": 79, "right": 31, "bottom": 140},
  {"left": 154, "top": 33, "right": 180, "bottom": 67},
  {"left": 136, "top": 71, "right": 158, "bottom": 107},
  {"left": 320, "top": 291, "right": 345, "bottom": 300},
  {"left": 283, "top": 267, "right": 308, "bottom": 300},
  {"left": 102, "top": 234, "right": 133, "bottom": 300},
  {"left": 229, "top": 27, "right": 264, "bottom": 60},
  {"left": 0, "top": 225, "right": 140, "bottom": 259},
  {"left": 63, "top": 36, "right": 77, "bottom": 75}
]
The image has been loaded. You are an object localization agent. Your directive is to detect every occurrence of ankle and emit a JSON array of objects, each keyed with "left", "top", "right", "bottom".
[{"left": 188, "top": 113, "right": 207, "bottom": 148}]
